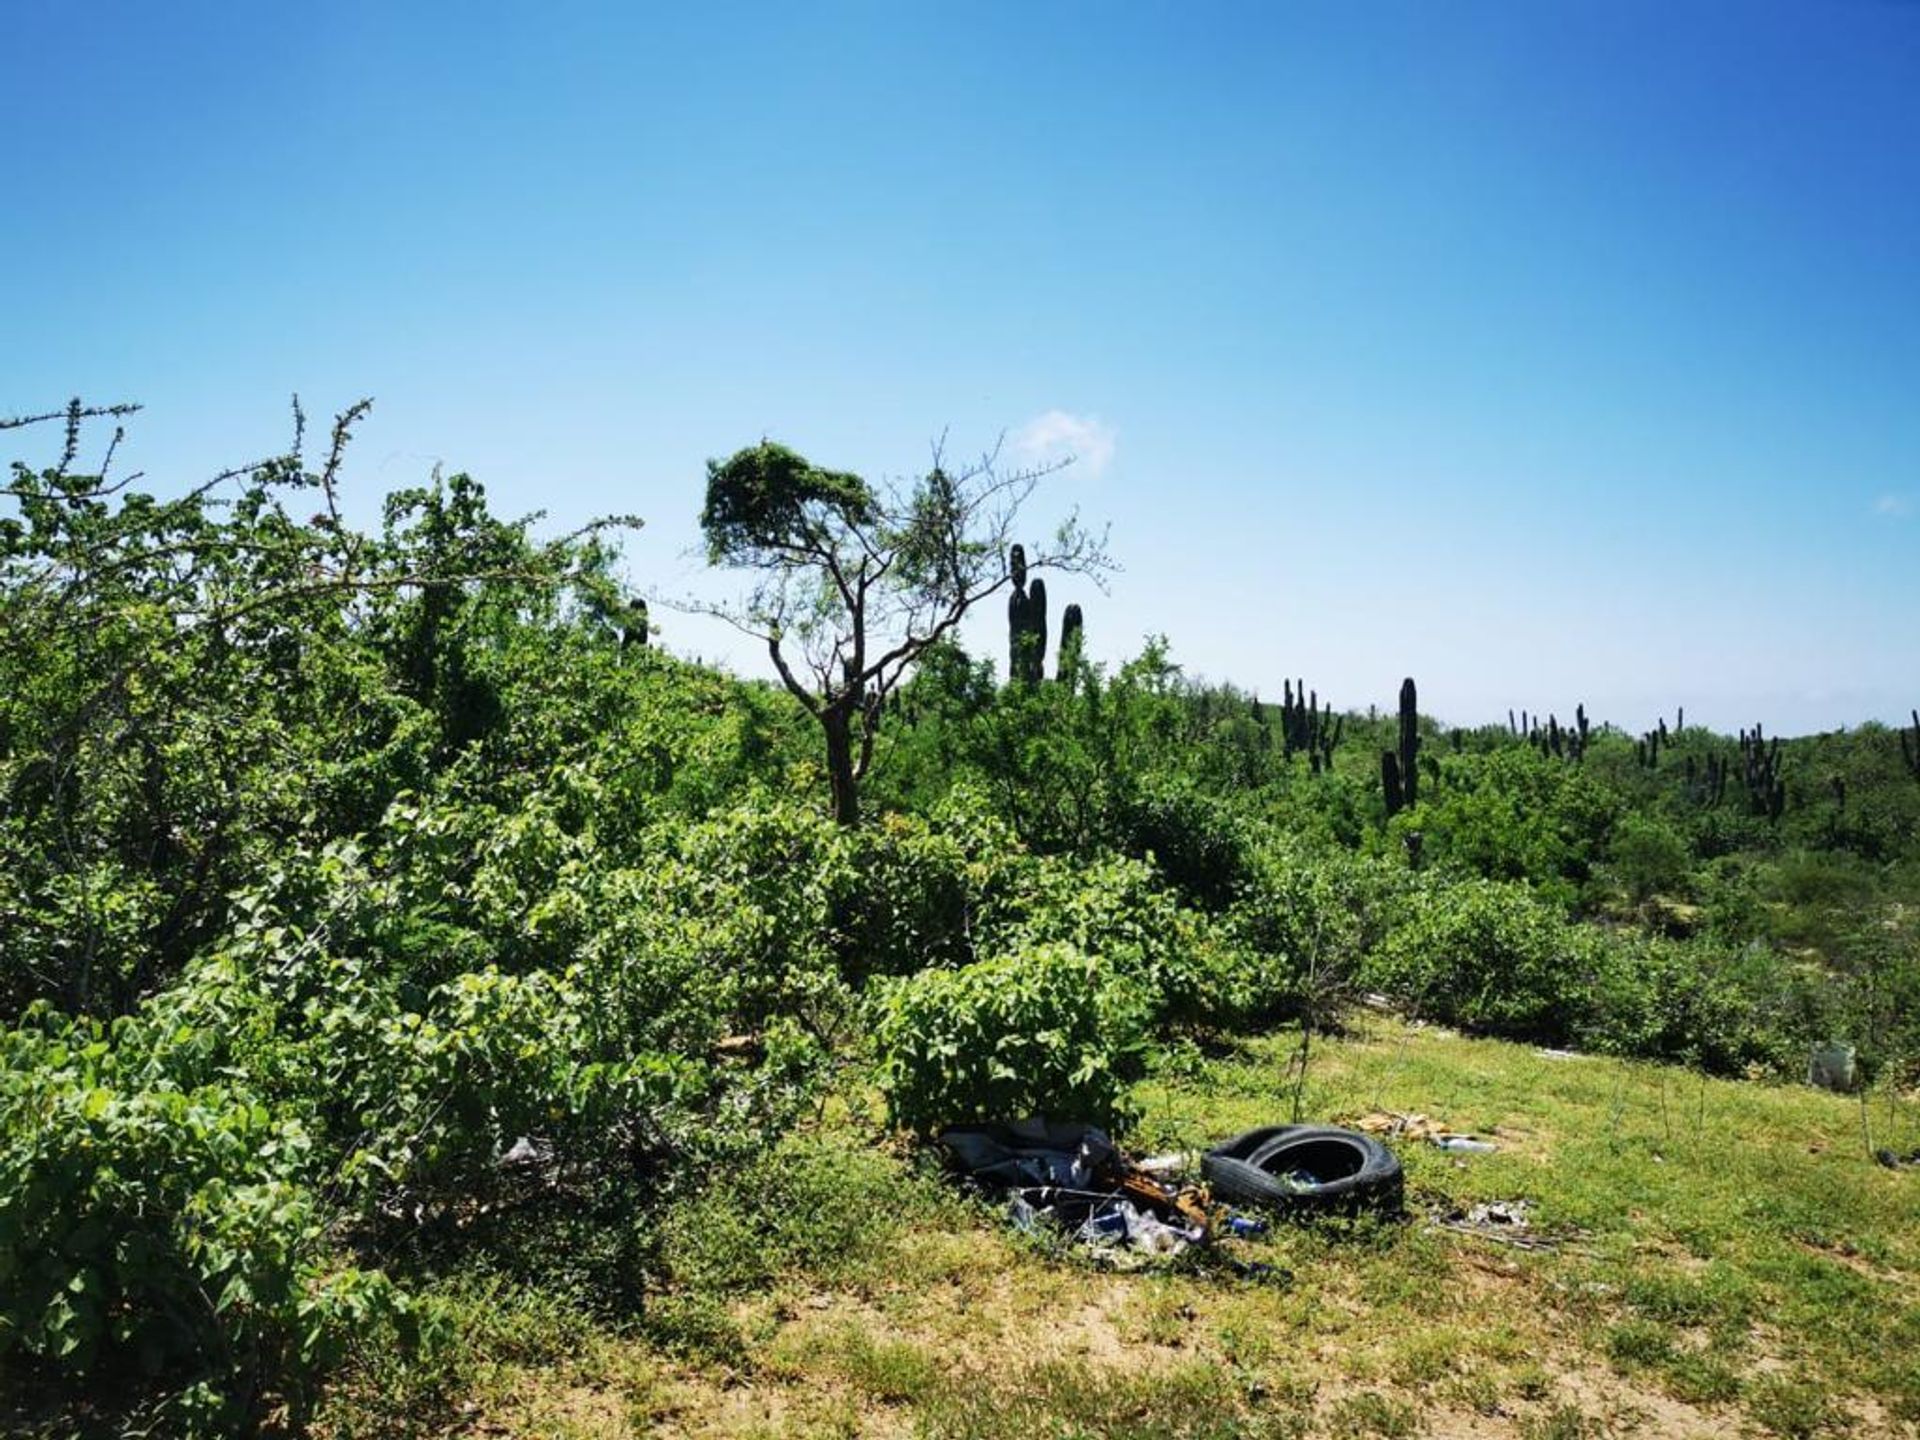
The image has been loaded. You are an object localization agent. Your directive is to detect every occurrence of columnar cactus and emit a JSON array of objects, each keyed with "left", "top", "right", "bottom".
[
  {"left": 1397, "top": 678, "right": 1420, "bottom": 809},
  {"left": 621, "top": 597, "right": 650, "bottom": 651},
  {"left": 1008, "top": 583, "right": 1032, "bottom": 683},
  {"left": 1026, "top": 577, "right": 1049, "bottom": 686},
  {"left": 1381, "top": 750, "right": 1405, "bottom": 817},
  {"left": 1006, "top": 544, "right": 1047, "bottom": 685},
  {"left": 1738, "top": 723, "right": 1787, "bottom": 820},
  {"left": 1277, "top": 679, "right": 1342, "bottom": 771},
  {"left": 1057, "top": 603, "right": 1085, "bottom": 681}
]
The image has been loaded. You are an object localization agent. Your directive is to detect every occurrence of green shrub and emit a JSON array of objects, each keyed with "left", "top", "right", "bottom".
[
  {"left": 0, "top": 1007, "right": 410, "bottom": 1435},
  {"left": 1365, "top": 878, "right": 1598, "bottom": 1041},
  {"left": 656, "top": 1135, "right": 948, "bottom": 1294},
  {"left": 1223, "top": 837, "right": 1367, "bottom": 1023},
  {"left": 843, "top": 812, "right": 975, "bottom": 979},
  {"left": 874, "top": 943, "right": 1151, "bottom": 1135},
  {"left": 991, "top": 854, "right": 1241, "bottom": 1029},
  {"left": 1113, "top": 778, "right": 1252, "bottom": 910},
  {"left": 1608, "top": 811, "right": 1693, "bottom": 903}
]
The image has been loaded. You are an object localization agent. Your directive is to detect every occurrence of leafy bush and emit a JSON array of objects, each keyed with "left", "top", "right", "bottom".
[
  {"left": 1396, "top": 748, "right": 1620, "bottom": 906},
  {"left": 874, "top": 942, "right": 1152, "bottom": 1135},
  {"left": 1223, "top": 836, "right": 1368, "bottom": 1024},
  {"left": 1608, "top": 812, "right": 1694, "bottom": 903},
  {"left": 989, "top": 854, "right": 1244, "bottom": 1030},
  {"left": 0, "top": 1007, "right": 411, "bottom": 1434},
  {"left": 1112, "top": 778, "right": 1252, "bottom": 910},
  {"left": 1364, "top": 878, "right": 1598, "bottom": 1041}
]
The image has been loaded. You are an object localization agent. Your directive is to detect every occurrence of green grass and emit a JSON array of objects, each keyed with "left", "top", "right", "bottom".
[{"left": 317, "top": 1018, "right": 1920, "bottom": 1438}]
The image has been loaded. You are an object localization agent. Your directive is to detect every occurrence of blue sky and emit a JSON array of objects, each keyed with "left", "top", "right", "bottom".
[{"left": 6, "top": 2, "right": 1916, "bottom": 733}]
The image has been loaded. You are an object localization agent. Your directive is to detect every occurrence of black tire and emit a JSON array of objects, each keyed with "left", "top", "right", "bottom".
[{"left": 1202, "top": 1125, "right": 1404, "bottom": 1217}]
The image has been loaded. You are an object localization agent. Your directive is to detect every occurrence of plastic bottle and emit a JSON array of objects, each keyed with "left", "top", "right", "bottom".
[{"left": 1433, "top": 1136, "right": 1497, "bottom": 1153}]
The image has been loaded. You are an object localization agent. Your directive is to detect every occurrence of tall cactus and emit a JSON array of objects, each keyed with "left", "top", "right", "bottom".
[
  {"left": 1381, "top": 750, "right": 1406, "bottom": 817},
  {"left": 1397, "top": 677, "right": 1420, "bottom": 810},
  {"left": 1026, "top": 577, "right": 1048, "bottom": 686},
  {"left": 1007, "top": 584, "right": 1032, "bottom": 683},
  {"left": 620, "top": 597, "right": 650, "bottom": 651},
  {"left": 1057, "top": 603, "right": 1084, "bottom": 681},
  {"left": 1278, "top": 678, "right": 1342, "bottom": 772},
  {"left": 1006, "top": 544, "right": 1045, "bottom": 685},
  {"left": 1738, "top": 723, "right": 1787, "bottom": 820}
]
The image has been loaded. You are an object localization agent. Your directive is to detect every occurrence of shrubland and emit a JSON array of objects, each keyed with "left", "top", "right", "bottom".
[{"left": 2, "top": 404, "right": 1917, "bottom": 1434}]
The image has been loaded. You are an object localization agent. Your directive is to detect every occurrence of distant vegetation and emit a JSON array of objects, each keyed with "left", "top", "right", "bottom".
[{"left": 3, "top": 402, "right": 1916, "bottom": 1434}]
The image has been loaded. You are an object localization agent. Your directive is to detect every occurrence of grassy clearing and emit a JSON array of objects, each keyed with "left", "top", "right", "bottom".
[{"left": 317, "top": 1019, "right": 1920, "bottom": 1439}]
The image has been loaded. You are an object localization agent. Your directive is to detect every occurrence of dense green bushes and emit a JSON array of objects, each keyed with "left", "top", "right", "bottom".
[
  {"left": 0, "top": 1007, "right": 411, "bottom": 1435},
  {"left": 7, "top": 403, "right": 1920, "bottom": 1431},
  {"left": 874, "top": 942, "right": 1153, "bottom": 1135}
]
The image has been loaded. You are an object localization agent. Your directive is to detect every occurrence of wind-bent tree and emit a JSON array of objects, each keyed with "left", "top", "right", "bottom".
[{"left": 697, "top": 439, "right": 1106, "bottom": 825}]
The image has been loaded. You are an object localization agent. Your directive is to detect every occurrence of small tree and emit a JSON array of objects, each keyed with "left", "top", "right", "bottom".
[{"left": 696, "top": 439, "right": 1106, "bottom": 825}]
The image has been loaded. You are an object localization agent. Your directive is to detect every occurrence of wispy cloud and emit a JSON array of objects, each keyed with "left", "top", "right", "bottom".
[
  {"left": 1011, "top": 409, "right": 1116, "bottom": 479},
  {"left": 1873, "top": 493, "right": 1912, "bottom": 519}
]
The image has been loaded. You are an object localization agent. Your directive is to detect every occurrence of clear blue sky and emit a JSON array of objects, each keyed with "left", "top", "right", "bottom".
[{"left": 6, "top": 2, "right": 1916, "bottom": 734}]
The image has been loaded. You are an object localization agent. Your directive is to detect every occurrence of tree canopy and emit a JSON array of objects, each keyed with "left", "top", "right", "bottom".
[{"left": 695, "top": 438, "right": 1107, "bottom": 824}]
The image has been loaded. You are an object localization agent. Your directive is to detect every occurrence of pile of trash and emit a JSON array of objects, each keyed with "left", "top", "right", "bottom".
[
  {"left": 939, "top": 1120, "right": 1219, "bottom": 1266},
  {"left": 937, "top": 1118, "right": 1403, "bottom": 1266}
]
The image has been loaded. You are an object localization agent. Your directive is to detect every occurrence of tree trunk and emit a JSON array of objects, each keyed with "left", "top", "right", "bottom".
[{"left": 823, "top": 705, "right": 860, "bottom": 827}]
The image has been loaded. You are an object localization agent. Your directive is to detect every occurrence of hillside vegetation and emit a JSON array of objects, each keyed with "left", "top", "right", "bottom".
[{"left": 3, "top": 405, "right": 1917, "bottom": 1436}]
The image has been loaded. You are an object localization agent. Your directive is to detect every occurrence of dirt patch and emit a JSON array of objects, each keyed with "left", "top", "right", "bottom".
[{"left": 1545, "top": 1360, "right": 1725, "bottom": 1439}]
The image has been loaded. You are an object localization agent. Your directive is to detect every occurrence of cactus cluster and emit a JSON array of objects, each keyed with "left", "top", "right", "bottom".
[
  {"left": 1277, "top": 679, "right": 1343, "bottom": 773},
  {"left": 1526, "top": 704, "right": 1590, "bottom": 763},
  {"left": 1738, "top": 723, "right": 1787, "bottom": 821},
  {"left": 1381, "top": 677, "right": 1420, "bottom": 816},
  {"left": 1006, "top": 544, "right": 1083, "bottom": 685}
]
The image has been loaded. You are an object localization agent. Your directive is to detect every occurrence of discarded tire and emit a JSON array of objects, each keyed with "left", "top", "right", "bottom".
[{"left": 1202, "top": 1125, "right": 1404, "bottom": 1217}]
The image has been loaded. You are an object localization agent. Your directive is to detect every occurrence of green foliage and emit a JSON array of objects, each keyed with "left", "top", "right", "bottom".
[
  {"left": 874, "top": 942, "right": 1152, "bottom": 1135},
  {"left": 699, "top": 441, "right": 874, "bottom": 565},
  {"left": 1393, "top": 747, "right": 1621, "bottom": 906},
  {"left": 0, "top": 1006, "right": 414, "bottom": 1434},
  {"left": 1365, "top": 878, "right": 1595, "bottom": 1040},
  {"left": 1112, "top": 777, "right": 1252, "bottom": 910},
  {"left": 1607, "top": 810, "right": 1693, "bottom": 904},
  {"left": 9, "top": 402, "right": 1920, "bottom": 1428},
  {"left": 656, "top": 1135, "right": 952, "bottom": 1296}
]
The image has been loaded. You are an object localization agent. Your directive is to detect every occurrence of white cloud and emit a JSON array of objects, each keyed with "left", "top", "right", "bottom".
[
  {"left": 1011, "top": 409, "right": 1116, "bottom": 479},
  {"left": 1874, "top": 494, "right": 1912, "bottom": 518}
]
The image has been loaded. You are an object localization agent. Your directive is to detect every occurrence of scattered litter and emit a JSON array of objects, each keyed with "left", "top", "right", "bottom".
[
  {"left": 1352, "top": 1111, "right": 1498, "bottom": 1153},
  {"left": 1534, "top": 1047, "right": 1579, "bottom": 1061},
  {"left": 1354, "top": 1110, "right": 1443, "bottom": 1141},
  {"left": 1433, "top": 1198, "right": 1586, "bottom": 1254},
  {"left": 1875, "top": 1147, "right": 1920, "bottom": 1171},
  {"left": 1136, "top": 1152, "right": 1192, "bottom": 1177}
]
